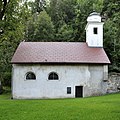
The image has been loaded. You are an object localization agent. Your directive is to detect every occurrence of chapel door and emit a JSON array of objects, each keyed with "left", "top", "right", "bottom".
[{"left": 75, "top": 86, "right": 83, "bottom": 98}]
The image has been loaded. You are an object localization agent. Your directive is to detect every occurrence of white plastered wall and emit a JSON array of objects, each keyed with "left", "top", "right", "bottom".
[
  {"left": 12, "top": 64, "right": 108, "bottom": 99},
  {"left": 86, "top": 22, "right": 104, "bottom": 47}
]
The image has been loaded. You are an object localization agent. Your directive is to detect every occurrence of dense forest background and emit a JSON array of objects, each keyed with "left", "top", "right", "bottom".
[{"left": 0, "top": 0, "right": 120, "bottom": 86}]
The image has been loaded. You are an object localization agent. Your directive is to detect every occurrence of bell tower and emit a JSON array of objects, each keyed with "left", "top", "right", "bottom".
[{"left": 85, "top": 12, "right": 104, "bottom": 47}]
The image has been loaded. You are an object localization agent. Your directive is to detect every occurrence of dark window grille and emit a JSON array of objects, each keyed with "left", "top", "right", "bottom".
[
  {"left": 48, "top": 72, "right": 59, "bottom": 80},
  {"left": 26, "top": 72, "right": 36, "bottom": 80},
  {"left": 67, "top": 87, "right": 71, "bottom": 94}
]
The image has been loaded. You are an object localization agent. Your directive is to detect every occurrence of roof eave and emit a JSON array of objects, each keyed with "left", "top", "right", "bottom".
[{"left": 11, "top": 61, "right": 111, "bottom": 64}]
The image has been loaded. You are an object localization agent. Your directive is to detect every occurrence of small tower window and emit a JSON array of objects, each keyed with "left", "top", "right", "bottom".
[
  {"left": 26, "top": 72, "right": 36, "bottom": 80},
  {"left": 48, "top": 72, "right": 59, "bottom": 80},
  {"left": 93, "top": 27, "right": 98, "bottom": 34}
]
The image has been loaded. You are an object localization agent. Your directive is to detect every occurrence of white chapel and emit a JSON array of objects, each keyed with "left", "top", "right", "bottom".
[{"left": 11, "top": 12, "right": 110, "bottom": 99}]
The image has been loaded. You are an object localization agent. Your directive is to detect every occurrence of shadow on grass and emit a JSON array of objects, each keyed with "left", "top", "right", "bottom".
[{"left": 0, "top": 86, "right": 11, "bottom": 100}]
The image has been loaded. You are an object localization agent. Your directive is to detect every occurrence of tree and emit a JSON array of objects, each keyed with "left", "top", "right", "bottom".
[
  {"left": 25, "top": 10, "right": 55, "bottom": 41},
  {"left": 0, "top": 0, "right": 31, "bottom": 86},
  {"left": 29, "top": 0, "right": 47, "bottom": 14},
  {"left": 48, "top": 0, "right": 104, "bottom": 42},
  {"left": 47, "top": 0, "right": 77, "bottom": 41},
  {"left": 0, "top": 0, "right": 9, "bottom": 20},
  {"left": 56, "top": 23, "right": 74, "bottom": 41},
  {"left": 102, "top": 0, "right": 120, "bottom": 72},
  {"left": 74, "top": 0, "right": 104, "bottom": 41}
]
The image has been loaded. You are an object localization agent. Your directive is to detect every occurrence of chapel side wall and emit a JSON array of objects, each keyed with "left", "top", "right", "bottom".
[
  {"left": 84, "top": 65, "right": 108, "bottom": 97},
  {"left": 12, "top": 64, "right": 108, "bottom": 99}
]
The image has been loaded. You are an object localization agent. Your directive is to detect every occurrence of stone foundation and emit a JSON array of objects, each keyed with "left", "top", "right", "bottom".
[{"left": 106, "top": 73, "right": 120, "bottom": 93}]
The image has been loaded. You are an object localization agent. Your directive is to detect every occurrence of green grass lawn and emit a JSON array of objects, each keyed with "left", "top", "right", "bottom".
[{"left": 0, "top": 93, "right": 120, "bottom": 120}]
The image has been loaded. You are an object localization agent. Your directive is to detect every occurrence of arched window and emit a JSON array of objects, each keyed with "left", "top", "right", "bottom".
[
  {"left": 26, "top": 72, "right": 36, "bottom": 80},
  {"left": 48, "top": 72, "right": 59, "bottom": 80}
]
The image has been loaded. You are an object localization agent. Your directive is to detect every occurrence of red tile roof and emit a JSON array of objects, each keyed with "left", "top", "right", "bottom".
[{"left": 11, "top": 42, "right": 110, "bottom": 64}]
